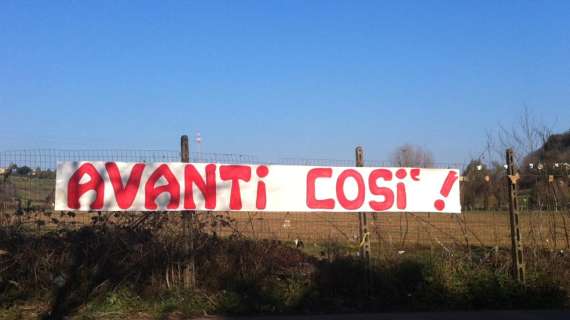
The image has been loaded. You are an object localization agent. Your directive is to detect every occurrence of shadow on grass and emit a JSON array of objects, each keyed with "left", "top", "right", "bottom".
[{"left": 0, "top": 226, "right": 567, "bottom": 319}]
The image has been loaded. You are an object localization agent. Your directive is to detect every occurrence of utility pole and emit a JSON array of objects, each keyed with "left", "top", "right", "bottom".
[
  {"left": 181, "top": 135, "right": 196, "bottom": 288},
  {"left": 506, "top": 148, "right": 525, "bottom": 284}
]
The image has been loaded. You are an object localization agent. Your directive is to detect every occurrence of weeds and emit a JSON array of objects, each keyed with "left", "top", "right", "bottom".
[{"left": 0, "top": 225, "right": 568, "bottom": 319}]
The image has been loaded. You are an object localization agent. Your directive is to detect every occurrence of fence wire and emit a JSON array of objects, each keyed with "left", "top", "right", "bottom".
[{"left": 1, "top": 149, "right": 569, "bottom": 254}]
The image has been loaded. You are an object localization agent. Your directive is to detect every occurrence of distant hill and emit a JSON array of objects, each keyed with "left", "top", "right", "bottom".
[
  {"left": 523, "top": 129, "right": 570, "bottom": 170},
  {"left": 518, "top": 129, "right": 570, "bottom": 208}
]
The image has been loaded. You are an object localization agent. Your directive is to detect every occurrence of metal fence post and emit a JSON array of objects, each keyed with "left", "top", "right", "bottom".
[
  {"left": 181, "top": 135, "right": 196, "bottom": 288},
  {"left": 506, "top": 148, "right": 526, "bottom": 284}
]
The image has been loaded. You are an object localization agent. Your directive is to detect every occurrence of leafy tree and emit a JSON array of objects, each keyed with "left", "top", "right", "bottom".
[
  {"left": 462, "top": 160, "right": 491, "bottom": 210},
  {"left": 15, "top": 166, "right": 32, "bottom": 176}
]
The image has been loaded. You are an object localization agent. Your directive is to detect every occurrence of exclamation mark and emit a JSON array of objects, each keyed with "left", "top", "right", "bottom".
[{"left": 434, "top": 171, "right": 458, "bottom": 211}]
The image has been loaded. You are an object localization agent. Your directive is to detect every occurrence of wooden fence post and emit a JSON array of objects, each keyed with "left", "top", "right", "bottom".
[
  {"left": 355, "top": 146, "right": 370, "bottom": 264},
  {"left": 506, "top": 148, "right": 526, "bottom": 284},
  {"left": 181, "top": 135, "right": 196, "bottom": 288},
  {"left": 356, "top": 146, "right": 371, "bottom": 261},
  {"left": 356, "top": 146, "right": 371, "bottom": 295}
]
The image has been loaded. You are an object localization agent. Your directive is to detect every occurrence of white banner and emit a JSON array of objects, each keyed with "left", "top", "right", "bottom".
[{"left": 55, "top": 162, "right": 461, "bottom": 213}]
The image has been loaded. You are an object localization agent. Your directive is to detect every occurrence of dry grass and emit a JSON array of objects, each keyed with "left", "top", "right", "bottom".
[
  {"left": 6, "top": 209, "right": 570, "bottom": 251},
  {"left": 224, "top": 211, "right": 570, "bottom": 250}
]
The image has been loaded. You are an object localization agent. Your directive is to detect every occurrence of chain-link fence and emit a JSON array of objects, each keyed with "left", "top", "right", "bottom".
[{"left": 1, "top": 149, "right": 569, "bottom": 254}]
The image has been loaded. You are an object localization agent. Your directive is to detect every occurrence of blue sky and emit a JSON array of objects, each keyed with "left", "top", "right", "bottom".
[{"left": 1, "top": 1, "right": 569, "bottom": 163}]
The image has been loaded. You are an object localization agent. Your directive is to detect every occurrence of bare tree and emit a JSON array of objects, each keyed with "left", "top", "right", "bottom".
[
  {"left": 479, "top": 107, "right": 567, "bottom": 211},
  {"left": 390, "top": 144, "right": 434, "bottom": 168}
]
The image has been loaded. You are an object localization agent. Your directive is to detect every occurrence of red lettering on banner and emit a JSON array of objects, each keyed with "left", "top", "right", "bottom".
[
  {"left": 306, "top": 168, "right": 335, "bottom": 209},
  {"left": 58, "top": 162, "right": 454, "bottom": 213},
  {"left": 336, "top": 169, "right": 365, "bottom": 210},
  {"left": 184, "top": 164, "right": 217, "bottom": 209},
  {"left": 67, "top": 163, "right": 105, "bottom": 209},
  {"left": 396, "top": 183, "right": 407, "bottom": 209},
  {"left": 256, "top": 165, "right": 269, "bottom": 209},
  {"left": 105, "top": 162, "right": 145, "bottom": 209},
  {"left": 434, "top": 171, "right": 458, "bottom": 211},
  {"left": 410, "top": 168, "right": 421, "bottom": 181},
  {"left": 220, "top": 165, "right": 251, "bottom": 210},
  {"left": 395, "top": 169, "right": 407, "bottom": 179},
  {"left": 145, "top": 164, "right": 180, "bottom": 209},
  {"left": 395, "top": 168, "right": 408, "bottom": 210},
  {"left": 368, "top": 169, "right": 394, "bottom": 211}
]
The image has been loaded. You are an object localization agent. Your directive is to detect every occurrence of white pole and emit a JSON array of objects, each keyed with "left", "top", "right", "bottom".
[{"left": 195, "top": 131, "right": 202, "bottom": 162}]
